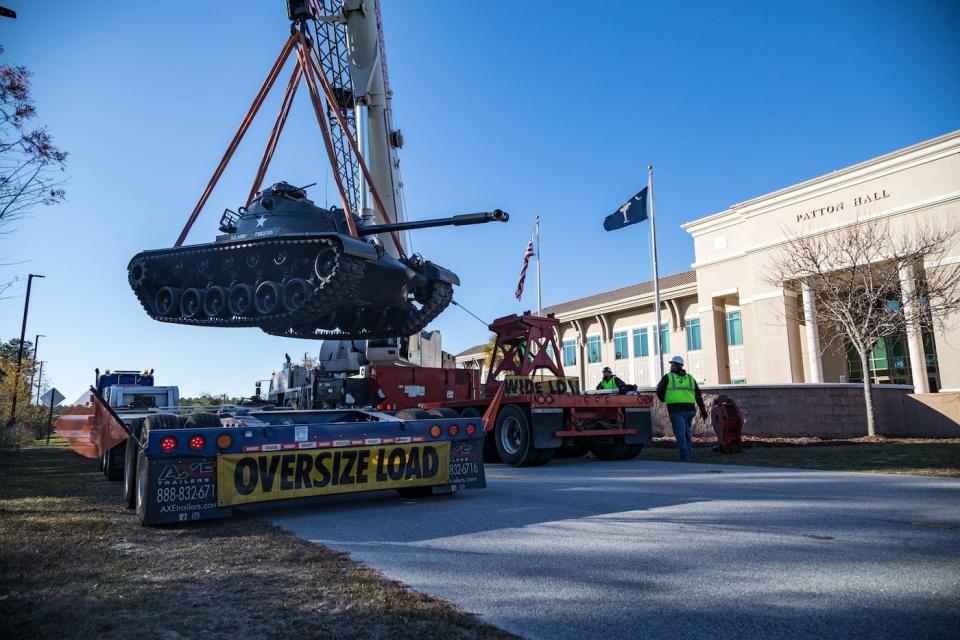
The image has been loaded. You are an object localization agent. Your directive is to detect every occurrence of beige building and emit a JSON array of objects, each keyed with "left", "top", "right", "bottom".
[{"left": 545, "top": 131, "right": 960, "bottom": 392}]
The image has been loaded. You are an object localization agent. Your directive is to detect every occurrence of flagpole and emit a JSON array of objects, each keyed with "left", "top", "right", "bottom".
[
  {"left": 648, "top": 165, "right": 664, "bottom": 379},
  {"left": 536, "top": 215, "right": 542, "bottom": 316}
]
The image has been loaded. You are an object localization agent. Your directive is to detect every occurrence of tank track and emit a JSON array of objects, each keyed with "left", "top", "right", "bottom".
[
  {"left": 260, "top": 280, "right": 454, "bottom": 341},
  {"left": 128, "top": 237, "right": 364, "bottom": 328}
]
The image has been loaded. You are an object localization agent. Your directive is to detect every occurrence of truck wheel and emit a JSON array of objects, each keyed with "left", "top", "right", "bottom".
[
  {"left": 183, "top": 413, "right": 221, "bottom": 429},
  {"left": 135, "top": 450, "right": 150, "bottom": 525},
  {"left": 589, "top": 437, "right": 644, "bottom": 461},
  {"left": 123, "top": 419, "right": 145, "bottom": 509},
  {"left": 555, "top": 440, "right": 590, "bottom": 459},
  {"left": 460, "top": 407, "right": 500, "bottom": 463},
  {"left": 494, "top": 405, "right": 544, "bottom": 467},
  {"left": 427, "top": 408, "right": 459, "bottom": 419},
  {"left": 105, "top": 443, "right": 125, "bottom": 481},
  {"left": 395, "top": 408, "right": 431, "bottom": 420}
]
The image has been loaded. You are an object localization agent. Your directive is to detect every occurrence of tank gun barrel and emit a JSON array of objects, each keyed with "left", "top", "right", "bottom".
[{"left": 356, "top": 210, "right": 509, "bottom": 236}]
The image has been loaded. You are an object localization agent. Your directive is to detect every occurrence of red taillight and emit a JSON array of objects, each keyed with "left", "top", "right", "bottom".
[
  {"left": 448, "top": 424, "right": 459, "bottom": 437},
  {"left": 465, "top": 423, "right": 477, "bottom": 436},
  {"left": 159, "top": 436, "right": 177, "bottom": 453},
  {"left": 189, "top": 435, "right": 206, "bottom": 450}
]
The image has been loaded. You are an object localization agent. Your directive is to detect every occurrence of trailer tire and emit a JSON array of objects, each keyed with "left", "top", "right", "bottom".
[
  {"left": 135, "top": 450, "right": 150, "bottom": 525},
  {"left": 182, "top": 413, "right": 221, "bottom": 429},
  {"left": 123, "top": 419, "right": 145, "bottom": 509},
  {"left": 494, "top": 405, "right": 546, "bottom": 467},
  {"left": 395, "top": 408, "right": 431, "bottom": 420},
  {"left": 427, "top": 408, "right": 459, "bottom": 419},
  {"left": 144, "top": 413, "right": 181, "bottom": 432},
  {"left": 460, "top": 407, "right": 500, "bottom": 463},
  {"left": 105, "top": 443, "right": 125, "bottom": 481},
  {"left": 589, "top": 437, "right": 644, "bottom": 461}
]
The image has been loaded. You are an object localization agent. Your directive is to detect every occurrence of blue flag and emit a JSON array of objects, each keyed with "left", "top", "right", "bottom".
[{"left": 603, "top": 187, "right": 648, "bottom": 231}]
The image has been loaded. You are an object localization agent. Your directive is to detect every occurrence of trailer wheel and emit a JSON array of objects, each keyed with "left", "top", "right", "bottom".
[
  {"left": 135, "top": 450, "right": 150, "bottom": 525},
  {"left": 395, "top": 408, "right": 431, "bottom": 420},
  {"left": 589, "top": 437, "right": 644, "bottom": 461},
  {"left": 495, "top": 405, "right": 545, "bottom": 467},
  {"left": 124, "top": 419, "right": 145, "bottom": 509},
  {"left": 105, "top": 443, "right": 125, "bottom": 481},
  {"left": 144, "top": 413, "right": 181, "bottom": 432},
  {"left": 183, "top": 413, "right": 221, "bottom": 429},
  {"left": 427, "top": 408, "right": 459, "bottom": 419}
]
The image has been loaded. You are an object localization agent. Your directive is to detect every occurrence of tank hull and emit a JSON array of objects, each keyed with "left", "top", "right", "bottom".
[{"left": 127, "top": 232, "right": 455, "bottom": 340}]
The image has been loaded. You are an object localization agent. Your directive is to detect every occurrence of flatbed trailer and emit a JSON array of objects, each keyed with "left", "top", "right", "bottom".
[{"left": 96, "top": 395, "right": 484, "bottom": 526}]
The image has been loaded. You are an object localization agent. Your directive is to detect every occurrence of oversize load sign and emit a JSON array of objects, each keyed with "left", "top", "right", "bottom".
[
  {"left": 504, "top": 376, "right": 580, "bottom": 396},
  {"left": 217, "top": 442, "right": 450, "bottom": 507}
]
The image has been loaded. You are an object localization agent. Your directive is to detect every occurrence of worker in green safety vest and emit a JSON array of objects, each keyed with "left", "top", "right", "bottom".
[
  {"left": 655, "top": 355, "right": 708, "bottom": 461},
  {"left": 596, "top": 366, "right": 628, "bottom": 393}
]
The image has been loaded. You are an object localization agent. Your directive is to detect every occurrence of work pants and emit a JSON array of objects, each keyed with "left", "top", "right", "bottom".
[{"left": 668, "top": 411, "right": 695, "bottom": 461}]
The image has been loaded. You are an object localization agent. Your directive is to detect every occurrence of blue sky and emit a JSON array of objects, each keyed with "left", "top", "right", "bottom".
[{"left": 2, "top": 0, "right": 958, "bottom": 401}]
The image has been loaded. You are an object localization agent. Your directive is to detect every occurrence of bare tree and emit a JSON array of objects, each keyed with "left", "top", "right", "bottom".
[
  {"left": 0, "top": 46, "right": 67, "bottom": 231},
  {"left": 768, "top": 219, "right": 960, "bottom": 435}
]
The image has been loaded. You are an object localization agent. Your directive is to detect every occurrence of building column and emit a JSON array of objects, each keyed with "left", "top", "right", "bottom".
[
  {"left": 899, "top": 264, "right": 930, "bottom": 394},
  {"left": 801, "top": 280, "right": 824, "bottom": 383}
]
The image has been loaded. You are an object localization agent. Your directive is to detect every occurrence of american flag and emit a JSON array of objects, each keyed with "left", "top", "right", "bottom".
[{"left": 515, "top": 236, "right": 535, "bottom": 300}]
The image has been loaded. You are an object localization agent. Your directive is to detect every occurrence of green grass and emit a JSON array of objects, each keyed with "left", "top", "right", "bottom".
[{"left": 644, "top": 439, "right": 960, "bottom": 476}]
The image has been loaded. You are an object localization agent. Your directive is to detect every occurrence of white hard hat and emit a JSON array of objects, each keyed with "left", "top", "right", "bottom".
[{"left": 669, "top": 355, "right": 684, "bottom": 366}]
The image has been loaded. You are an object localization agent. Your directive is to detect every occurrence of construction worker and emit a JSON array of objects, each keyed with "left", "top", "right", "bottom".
[
  {"left": 597, "top": 366, "right": 629, "bottom": 393},
  {"left": 655, "top": 355, "right": 708, "bottom": 461}
]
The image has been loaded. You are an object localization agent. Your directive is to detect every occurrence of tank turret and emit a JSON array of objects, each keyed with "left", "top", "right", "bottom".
[{"left": 127, "top": 182, "right": 508, "bottom": 340}]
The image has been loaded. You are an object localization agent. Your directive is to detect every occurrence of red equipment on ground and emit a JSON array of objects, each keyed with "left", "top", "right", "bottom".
[{"left": 710, "top": 395, "right": 745, "bottom": 453}]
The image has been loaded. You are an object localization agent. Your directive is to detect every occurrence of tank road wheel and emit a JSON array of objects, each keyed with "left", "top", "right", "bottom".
[
  {"left": 180, "top": 288, "right": 203, "bottom": 319},
  {"left": 203, "top": 286, "right": 228, "bottom": 318},
  {"left": 154, "top": 287, "right": 181, "bottom": 317},
  {"left": 360, "top": 308, "right": 386, "bottom": 332},
  {"left": 313, "top": 244, "right": 340, "bottom": 286},
  {"left": 282, "top": 278, "right": 312, "bottom": 313},
  {"left": 494, "top": 405, "right": 551, "bottom": 467},
  {"left": 335, "top": 307, "right": 361, "bottom": 333},
  {"left": 589, "top": 437, "right": 644, "bottom": 461},
  {"left": 128, "top": 258, "right": 148, "bottom": 289},
  {"left": 228, "top": 283, "right": 254, "bottom": 316},
  {"left": 254, "top": 281, "right": 284, "bottom": 315}
]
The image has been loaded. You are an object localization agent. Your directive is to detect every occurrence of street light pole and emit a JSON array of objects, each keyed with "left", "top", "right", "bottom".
[
  {"left": 34, "top": 361, "right": 46, "bottom": 405},
  {"left": 6, "top": 273, "right": 45, "bottom": 429},
  {"left": 28, "top": 333, "right": 45, "bottom": 398}
]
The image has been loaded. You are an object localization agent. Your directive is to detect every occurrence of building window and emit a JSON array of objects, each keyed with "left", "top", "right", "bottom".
[
  {"left": 732, "top": 378, "right": 747, "bottom": 385},
  {"left": 685, "top": 318, "right": 701, "bottom": 351},
  {"left": 614, "top": 331, "right": 628, "bottom": 360},
  {"left": 633, "top": 328, "right": 648, "bottom": 357},
  {"left": 653, "top": 323, "right": 670, "bottom": 354},
  {"left": 587, "top": 336, "right": 601, "bottom": 363},
  {"left": 725, "top": 311, "right": 743, "bottom": 346},
  {"left": 562, "top": 340, "right": 576, "bottom": 367}
]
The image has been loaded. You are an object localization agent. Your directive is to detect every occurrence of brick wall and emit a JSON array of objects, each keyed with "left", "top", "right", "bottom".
[{"left": 649, "top": 383, "right": 933, "bottom": 439}]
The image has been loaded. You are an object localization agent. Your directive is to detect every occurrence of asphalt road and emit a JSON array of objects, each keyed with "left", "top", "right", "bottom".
[{"left": 254, "top": 459, "right": 960, "bottom": 640}]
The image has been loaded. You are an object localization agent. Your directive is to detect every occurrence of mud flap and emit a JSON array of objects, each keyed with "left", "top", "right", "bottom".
[
  {"left": 624, "top": 408, "right": 652, "bottom": 444},
  {"left": 531, "top": 408, "right": 563, "bottom": 449}
]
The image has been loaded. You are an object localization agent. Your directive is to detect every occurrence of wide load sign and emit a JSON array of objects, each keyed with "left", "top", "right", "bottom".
[
  {"left": 218, "top": 442, "right": 450, "bottom": 507},
  {"left": 504, "top": 375, "right": 580, "bottom": 397}
]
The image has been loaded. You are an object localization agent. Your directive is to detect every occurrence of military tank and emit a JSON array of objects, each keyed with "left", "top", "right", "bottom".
[{"left": 128, "top": 181, "right": 508, "bottom": 340}]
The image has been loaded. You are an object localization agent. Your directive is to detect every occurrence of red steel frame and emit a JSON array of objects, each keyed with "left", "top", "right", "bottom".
[{"left": 423, "top": 312, "right": 654, "bottom": 437}]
